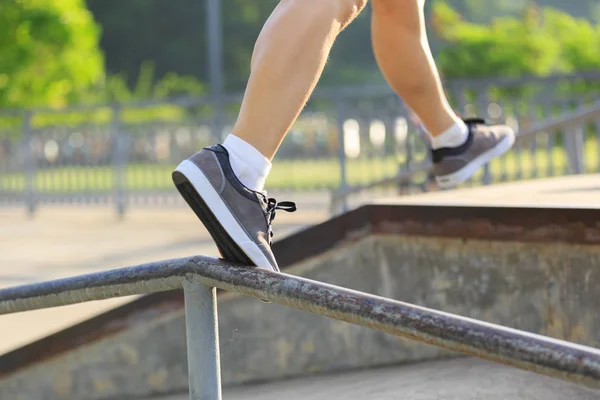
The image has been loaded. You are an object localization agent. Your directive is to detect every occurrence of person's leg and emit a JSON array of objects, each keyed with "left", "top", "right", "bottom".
[
  {"left": 372, "top": 0, "right": 458, "bottom": 139},
  {"left": 233, "top": 0, "right": 367, "bottom": 161},
  {"left": 371, "top": 0, "right": 514, "bottom": 188},
  {"left": 173, "top": 0, "right": 367, "bottom": 271}
]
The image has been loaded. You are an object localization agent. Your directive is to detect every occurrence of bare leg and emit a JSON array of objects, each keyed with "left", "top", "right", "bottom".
[
  {"left": 173, "top": 0, "right": 514, "bottom": 271},
  {"left": 232, "top": 0, "right": 368, "bottom": 160},
  {"left": 173, "top": 0, "right": 368, "bottom": 271},
  {"left": 371, "top": 0, "right": 460, "bottom": 137},
  {"left": 370, "top": 0, "right": 514, "bottom": 188}
]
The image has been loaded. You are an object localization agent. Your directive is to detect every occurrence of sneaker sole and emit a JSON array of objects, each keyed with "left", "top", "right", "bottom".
[
  {"left": 435, "top": 133, "right": 516, "bottom": 189},
  {"left": 172, "top": 159, "right": 277, "bottom": 272}
]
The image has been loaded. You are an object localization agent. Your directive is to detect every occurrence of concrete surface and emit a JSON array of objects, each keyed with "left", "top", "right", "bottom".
[
  {"left": 375, "top": 174, "right": 600, "bottom": 207},
  {"left": 165, "top": 357, "right": 600, "bottom": 400},
  {"left": 2, "top": 233, "right": 598, "bottom": 400}
]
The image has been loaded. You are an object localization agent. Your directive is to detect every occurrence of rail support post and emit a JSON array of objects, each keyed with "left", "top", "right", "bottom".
[{"left": 183, "top": 280, "right": 222, "bottom": 400}]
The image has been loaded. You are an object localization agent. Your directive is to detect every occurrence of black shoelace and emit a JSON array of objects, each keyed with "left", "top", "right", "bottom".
[
  {"left": 463, "top": 117, "right": 485, "bottom": 126},
  {"left": 265, "top": 198, "right": 297, "bottom": 245}
]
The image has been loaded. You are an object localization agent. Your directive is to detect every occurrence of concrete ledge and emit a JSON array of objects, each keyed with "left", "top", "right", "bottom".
[
  {"left": 4, "top": 204, "right": 598, "bottom": 378},
  {"left": 1, "top": 234, "right": 599, "bottom": 399}
]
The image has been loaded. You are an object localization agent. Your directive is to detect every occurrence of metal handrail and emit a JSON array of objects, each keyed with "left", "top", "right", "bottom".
[
  {"left": 516, "top": 99, "right": 600, "bottom": 140},
  {"left": 1, "top": 255, "right": 599, "bottom": 399}
]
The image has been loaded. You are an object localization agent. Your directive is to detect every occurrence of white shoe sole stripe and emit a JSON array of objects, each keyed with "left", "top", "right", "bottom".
[
  {"left": 175, "top": 159, "right": 276, "bottom": 272},
  {"left": 436, "top": 133, "right": 516, "bottom": 189}
]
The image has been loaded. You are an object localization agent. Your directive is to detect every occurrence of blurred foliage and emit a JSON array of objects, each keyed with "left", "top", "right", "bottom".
[
  {"left": 0, "top": 0, "right": 206, "bottom": 111},
  {"left": 86, "top": 0, "right": 380, "bottom": 91},
  {"left": 1, "top": 0, "right": 600, "bottom": 116},
  {"left": 438, "top": 0, "right": 594, "bottom": 24},
  {"left": 433, "top": 2, "right": 600, "bottom": 78},
  {"left": 88, "top": 61, "right": 206, "bottom": 104},
  {"left": 593, "top": 3, "right": 600, "bottom": 24},
  {"left": 86, "top": 0, "right": 600, "bottom": 91},
  {"left": 86, "top": 0, "right": 280, "bottom": 92},
  {"left": 0, "top": 0, "right": 104, "bottom": 108}
]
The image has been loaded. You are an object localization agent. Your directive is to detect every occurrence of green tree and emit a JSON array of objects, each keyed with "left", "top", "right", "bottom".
[
  {"left": 432, "top": 2, "right": 600, "bottom": 79},
  {"left": 0, "top": 0, "right": 104, "bottom": 108},
  {"left": 543, "top": 8, "right": 600, "bottom": 71},
  {"left": 434, "top": 1, "right": 597, "bottom": 24},
  {"left": 97, "top": 61, "right": 206, "bottom": 103}
]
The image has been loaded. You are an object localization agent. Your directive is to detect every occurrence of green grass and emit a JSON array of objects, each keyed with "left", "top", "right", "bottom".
[{"left": 0, "top": 141, "right": 598, "bottom": 193}]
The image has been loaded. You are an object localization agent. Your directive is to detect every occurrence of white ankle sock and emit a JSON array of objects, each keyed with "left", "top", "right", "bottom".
[
  {"left": 429, "top": 120, "right": 469, "bottom": 149},
  {"left": 222, "top": 134, "right": 271, "bottom": 192}
]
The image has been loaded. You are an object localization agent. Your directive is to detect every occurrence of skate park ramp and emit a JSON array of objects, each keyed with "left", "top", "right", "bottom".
[{"left": 1, "top": 200, "right": 600, "bottom": 399}]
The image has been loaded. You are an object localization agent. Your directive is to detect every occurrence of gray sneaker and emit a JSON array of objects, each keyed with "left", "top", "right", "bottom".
[
  {"left": 172, "top": 144, "right": 296, "bottom": 272},
  {"left": 432, "top": 118, "right": 515, "bottom": 189}
]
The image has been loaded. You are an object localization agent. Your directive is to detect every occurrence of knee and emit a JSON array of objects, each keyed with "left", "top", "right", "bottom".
[
  {"left": 373, "top": 0, "right": 423, "bottom": 16},
  {"left": 333, "top": 0, "right": 368, "bottom": 27},
  {"left": 275, "top": 0, "right": 367, "bottom": 32},
  {"left": 338, "top": 0, "right": 369, "bottom": 15},
  {"left": 289, "top": 0, "right": 367, "bottom": 27}
]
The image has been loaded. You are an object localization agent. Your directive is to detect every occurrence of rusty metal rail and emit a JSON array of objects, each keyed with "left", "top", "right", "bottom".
[{"left": 1, "top": 255, "right": 600, "bottom": 399}]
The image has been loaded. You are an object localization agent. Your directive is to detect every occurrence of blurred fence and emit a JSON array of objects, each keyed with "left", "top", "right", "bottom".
[{"left": 1, "top": 72, "right": 600, "bottom": 217}]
